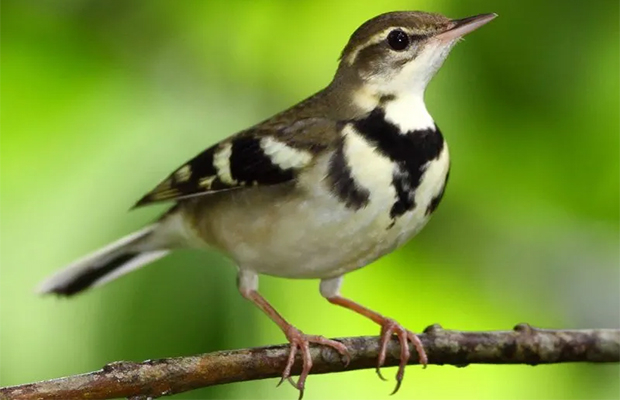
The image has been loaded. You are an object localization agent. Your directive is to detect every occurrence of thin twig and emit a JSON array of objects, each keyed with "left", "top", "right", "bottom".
[{"left": 2, "top": 324, "right": 618, "bottom": 400}]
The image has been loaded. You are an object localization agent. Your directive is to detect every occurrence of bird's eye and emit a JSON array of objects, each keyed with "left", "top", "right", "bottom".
[{"left": 387, "top": 30, "right": 410, "bottom": 51}]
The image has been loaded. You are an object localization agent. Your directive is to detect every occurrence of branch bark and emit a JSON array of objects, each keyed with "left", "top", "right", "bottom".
[{"left": 2, "top": 324, "right": 619, "bottom": 400}]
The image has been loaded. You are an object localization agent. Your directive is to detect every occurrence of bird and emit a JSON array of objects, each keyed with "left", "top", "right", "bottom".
[{"left": 37, "top": 10, "right": 497, "bottom": 398}]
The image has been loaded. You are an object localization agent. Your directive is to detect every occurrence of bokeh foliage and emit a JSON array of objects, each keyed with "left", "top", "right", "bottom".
[{"left": 1, "top": 1, "right": 618, "bottom": 399}]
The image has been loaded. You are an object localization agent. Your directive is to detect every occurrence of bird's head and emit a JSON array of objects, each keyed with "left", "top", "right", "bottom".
[{"left": 336, "top": 11, "right": 497, "bottom": 99}]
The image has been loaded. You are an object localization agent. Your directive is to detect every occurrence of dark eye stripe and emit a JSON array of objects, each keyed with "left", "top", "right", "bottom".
[{"left": 409, "top": 34, "right": 428, "bottom": 41}]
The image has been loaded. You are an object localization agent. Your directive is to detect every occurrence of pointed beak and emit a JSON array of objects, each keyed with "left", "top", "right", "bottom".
[{"left": 435, "top": 13, "right": 498, "bottom": 42}]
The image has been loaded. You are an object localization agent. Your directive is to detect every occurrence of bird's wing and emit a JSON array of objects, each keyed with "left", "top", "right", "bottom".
[{"left": 133, "top": 118, "right": 339, "bottom": 207}]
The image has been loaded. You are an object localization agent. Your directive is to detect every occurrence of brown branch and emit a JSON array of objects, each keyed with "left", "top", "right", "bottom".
[{"left": 2, "top": 324, "right": 619, "bottom": 400}]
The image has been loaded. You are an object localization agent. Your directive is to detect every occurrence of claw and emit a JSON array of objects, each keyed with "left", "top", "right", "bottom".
[
  {"left": 375, "top": 318, "right": 428, "bottom": 394},
  {"left": 277, "top": 327, "right": 350, "bottom": 398},
  {"left": 287, "top": 377, "right": 297, "bottom": 388},
  {"left": 276, "top": 376, "right": 296, "bottom": 388},
  {"left": 376, "top": 368, "right": 388, "bottom": 381},
  {"left": 376, "top": 323, "right": 391, "bottom": 380},
  {"left": 390, "top": 379, "right": 403, "bottom": 396},
  {"left": 277, "top": 341, "right": 298, "bottom": 387},
  {"left": 277, "top": 376, "right": 298, "bottom": 389},
  {"left": 392, "top": 327, "right": 410, "bottom": 394}
]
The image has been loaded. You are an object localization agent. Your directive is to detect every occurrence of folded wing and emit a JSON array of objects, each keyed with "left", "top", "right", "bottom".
[{"left": 134, "top": 118, "right": 338, "bottom": 207}]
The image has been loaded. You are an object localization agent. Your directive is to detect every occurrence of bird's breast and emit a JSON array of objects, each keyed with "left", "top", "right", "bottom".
[{"left": 328, "top": 110, "right": 450, "bottom": 255}]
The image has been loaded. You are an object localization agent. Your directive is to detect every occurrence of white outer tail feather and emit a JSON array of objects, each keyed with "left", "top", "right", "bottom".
[
  {"left": 89, "top": 250, "right": 169, "bottom": 289},
  {"left": 36, "top": 224, "right": 168, "bottom": 295}
]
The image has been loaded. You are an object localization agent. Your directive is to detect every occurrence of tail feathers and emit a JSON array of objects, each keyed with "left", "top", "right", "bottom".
[{"left": 37, "top": 225, "right": 169, "bottom": 296}]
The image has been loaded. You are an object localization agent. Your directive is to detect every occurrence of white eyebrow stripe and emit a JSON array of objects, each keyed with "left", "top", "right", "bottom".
[{"left": 344, "top": 27, "right": 414, "bottom": 65}]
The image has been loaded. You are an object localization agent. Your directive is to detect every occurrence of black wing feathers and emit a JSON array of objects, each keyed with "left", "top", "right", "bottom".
[
  {"left": 229, "top": 136, "right": 294, "bottom": 185},
  {"left": 134, "top": 119, "right": 336, "bottom": 207}
]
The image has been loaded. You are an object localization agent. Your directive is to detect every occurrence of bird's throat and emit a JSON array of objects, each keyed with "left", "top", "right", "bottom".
[
  {"left": 351, "top": 84, "right": 434, "bottom": 133},
  {"left": 383, "top": 93, "right": 435, "bottom": 132}
]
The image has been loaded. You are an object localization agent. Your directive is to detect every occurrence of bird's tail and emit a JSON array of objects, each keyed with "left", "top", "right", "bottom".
[{"left": 37, "top": 224, "right": 170, "bottom": 296}]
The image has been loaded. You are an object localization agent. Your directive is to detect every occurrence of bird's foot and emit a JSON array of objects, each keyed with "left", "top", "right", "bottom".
[
  {"left": 376, "top": 318, "right": 428, "bottom": 395},
  {"left": 278, "top": 325, "right": 350, "bottom": 400}
]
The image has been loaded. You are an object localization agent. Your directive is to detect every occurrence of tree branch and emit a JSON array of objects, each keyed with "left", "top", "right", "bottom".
[{"left": 2, "top": 324, "right": 618, "bottom": 400}]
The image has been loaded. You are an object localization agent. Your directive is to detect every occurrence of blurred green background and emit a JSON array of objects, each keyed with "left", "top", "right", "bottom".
[{"left": 1, "top": 0, "right": 619, "bottom": 399}]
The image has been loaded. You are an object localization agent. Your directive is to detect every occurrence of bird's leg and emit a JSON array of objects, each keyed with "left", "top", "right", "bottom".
[
  {"left": 238, "top": 271, "right": 349, "bottom": 399},
  {"left": 320, "top": 277, "right": 428, "bottom": 394}
]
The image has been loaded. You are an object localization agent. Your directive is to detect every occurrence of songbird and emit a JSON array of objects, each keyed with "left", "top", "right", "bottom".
[{"left": 38, "top": 10, "right": 496, "bottom": 397}]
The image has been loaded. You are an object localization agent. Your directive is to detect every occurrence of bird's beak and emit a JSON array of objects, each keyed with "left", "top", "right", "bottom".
[{"left": 435, "top": 13, "right": 498, "bottom": 43}]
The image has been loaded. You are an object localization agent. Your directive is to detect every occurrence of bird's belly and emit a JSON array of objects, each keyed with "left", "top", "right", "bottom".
[
  {"left": 249, "top": 201, "right": 414, "bottom": 279},
  {"left": 191, "top": 187, "right": 398, "bottom": 279},
  {"left": 232, "top": 197, "right": 432, "bottom": 279}
]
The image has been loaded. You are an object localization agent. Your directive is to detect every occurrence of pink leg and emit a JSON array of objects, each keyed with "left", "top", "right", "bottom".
[
  {"left": 326, "top": 295, "right": 428, "bottom": 394},
  {"left": 240, "top": 289, "right": 350, "bottom": 399}
]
